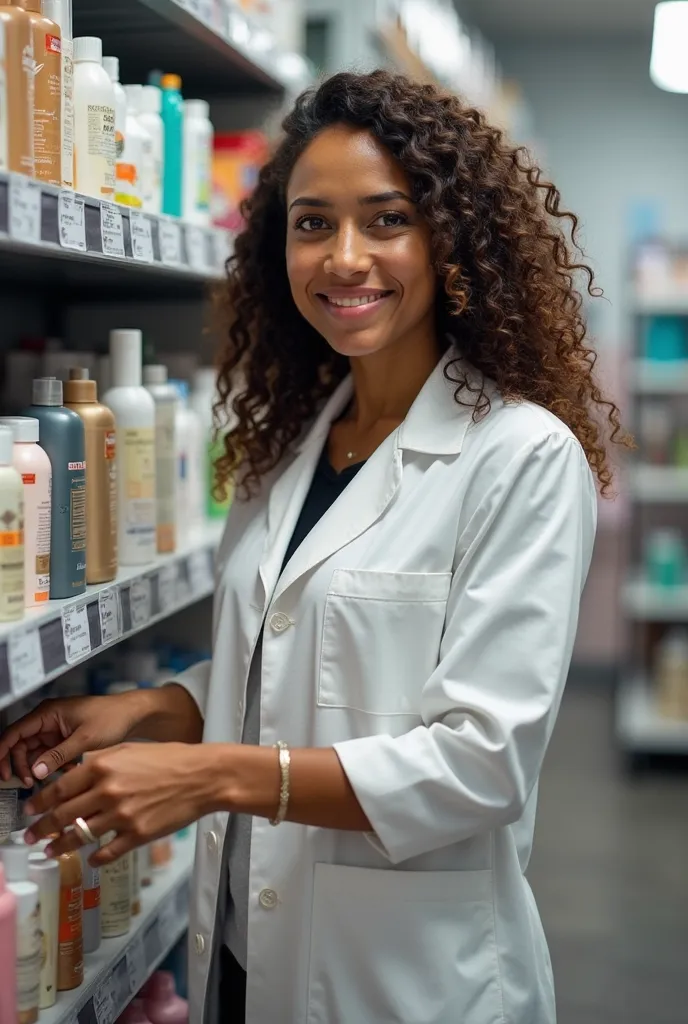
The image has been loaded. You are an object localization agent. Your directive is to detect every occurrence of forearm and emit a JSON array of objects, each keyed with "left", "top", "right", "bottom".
[{"left": 125, "top": 684, "right": 204, "bottom": 745}]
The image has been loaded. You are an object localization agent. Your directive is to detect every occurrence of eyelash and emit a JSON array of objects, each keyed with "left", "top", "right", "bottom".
[{"left": 294, "top": 211, "right": 409, "bottom": 232}]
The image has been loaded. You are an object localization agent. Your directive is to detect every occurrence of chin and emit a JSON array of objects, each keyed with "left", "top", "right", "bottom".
[{"left": 320, "top": 327, "right": 394, "bottom": 360}]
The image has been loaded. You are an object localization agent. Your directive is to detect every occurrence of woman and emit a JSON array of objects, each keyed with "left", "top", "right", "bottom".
[{"left": 0, "top": 71, "right": 626, "bottom": 1023}]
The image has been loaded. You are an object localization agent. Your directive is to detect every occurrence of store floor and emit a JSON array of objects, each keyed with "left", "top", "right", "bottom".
[{"left": 529, "top": 682, "right": 687, "bottom": 1024}]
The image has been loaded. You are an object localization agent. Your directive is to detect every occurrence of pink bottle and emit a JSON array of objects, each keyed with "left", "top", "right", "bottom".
[
  {"left": 0, "top": 862, "right": 18, "bottom": 1024},
  {"left": 117, "top": 998, "right": 152, "bottom": 1023},
  {"left": 142, "top": 972, "right": 189, "bottom": 1024}
]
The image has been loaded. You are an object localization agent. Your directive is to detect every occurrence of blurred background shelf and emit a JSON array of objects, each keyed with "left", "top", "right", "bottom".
[
  {"left": 630, "top": 359, "right": 688, "bottom": 394},
  {"left": 616, "top": 676, "right": 688, "bottom": 754},
  {"left": 632, "top": 292, "right": 688, "bottom": 316},
  {"left": 622, "top": 579, "right": 688, "bottom": 621},
  {"left": 628, "top": 465, "right": 688, "bottom": 501}
]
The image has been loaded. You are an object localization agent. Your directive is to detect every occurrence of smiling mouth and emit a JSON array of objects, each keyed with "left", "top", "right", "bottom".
[
  {"left": 316, "top": 290, "right": 395, "bottom": 319},
  {"left": 320, "top": 290, "right": 393, "bottom": 308}
]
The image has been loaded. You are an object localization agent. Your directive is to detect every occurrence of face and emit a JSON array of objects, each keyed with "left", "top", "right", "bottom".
[{"left": 285, "top": 125, "right": 436, "bottom": 360}]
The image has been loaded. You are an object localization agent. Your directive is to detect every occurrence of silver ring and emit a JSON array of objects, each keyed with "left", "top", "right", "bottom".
[{"left": 74, "top": 816, "right": 97, "bottom": 846}]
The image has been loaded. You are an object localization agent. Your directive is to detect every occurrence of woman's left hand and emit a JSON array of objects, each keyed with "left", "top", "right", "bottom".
[{"left": 24, "top": 742, "right": 214, "bottom": 865}]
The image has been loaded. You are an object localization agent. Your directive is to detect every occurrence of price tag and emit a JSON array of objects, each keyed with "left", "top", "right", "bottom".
[
  {"left": 130, "top": 577, "right": 151, "bottom": 629},
  {"left": 188, "top": 549, "right": 213, "bottom": 597},
  {"left": 8, "top": 175, "right": 41, "bottom": 244},
  {"left": 158, "top": 563, "right": 177, "bottom": 615},
  {"left": 100, "top": 201, "right": 125, "bottom": 257},
  {"left": 98, "top": 588, "right": 121, "bottom": 645},
  {"left": 8, "top": 628, "right": 45, "bottom": 696},
  {"left": 130, "top": 210, "right": 154, "bottom": 262},
  {"left": 62, "top": 600, "right": 92, "bottom": 664},
  {"left": 58, "top": 191, "right": 86, "bottom": 251},
  {"left": 159, "top": 218, "right": 182, "bottom": 265},
  {"left": 126, "top": 934, "right": 147, "bottom": 995},
  {"left": 93, "top": 977, "right": 116, "bottom": 1024},
  {"left": 185, "top": 224, "right": 207, "bottom": 272}
]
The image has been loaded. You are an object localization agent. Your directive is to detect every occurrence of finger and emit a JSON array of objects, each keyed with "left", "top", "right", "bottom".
[
  {"left": 31, "top": 728, "right": 90, "bottom": 781},
  {"left": 25, "top": 762, "right": 92, "bottom": 819},
  {"left": 44, "top": 812, "right": 112, "bottom": 859},
  {"left": 90, "top": 829, "right": 137, "bottom": 868},
  {"left": 0, "top": 712, "right": 48, "bottom": 780},
  {"left": 25, "top": 790, "right": 103, "bottom": 846},
  {"left": 9, "top": 741, "right": 34, "bottom": 789}
]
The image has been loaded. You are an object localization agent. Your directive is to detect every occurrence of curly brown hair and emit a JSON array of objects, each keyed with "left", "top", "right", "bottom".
[{"left": 215, "top": 69, "right": 628, "bottom": 500}]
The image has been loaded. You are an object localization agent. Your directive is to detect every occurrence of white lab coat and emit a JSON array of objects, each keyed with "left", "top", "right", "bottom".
[{"left": 176, "top": 354, "right": 597, "bottom": 1024}]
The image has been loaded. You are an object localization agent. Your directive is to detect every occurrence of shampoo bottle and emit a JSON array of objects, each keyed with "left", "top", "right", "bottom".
[
  {"left": 160, "top": 73, "right": 183, "bottom": 217},
  {"left": 118, "top": 83, "right": 152, "bottom": 209},
  {"left": 0, "top": 416, "right": 51, "bottom": 606},
  {"left": 103, "top": 330, "right": 156, "bottom": 565},
  {"left": 11, "top": 0, "right": 61, "bottom": 184},
  {"left": 102, "top": 55, "right": 126, "bottom": 175},
  {"left": 73, "top": 35, "right": 115, "bottom": 199},
  {"left": 0, "top": 863, "right": 17, "bottom": 1024},
  {"left": 0, "top": 844, "right": 40, "bottom": 1024},
  {"left": 28, "top": 851, "right": 59, "bottom": 1009},
  {"left": 100, "top": 832, "right": 131, "bottom": 938},
  {"left": 24, "top": 378, "right": 86, "bottom": 599},
  {"left": 0, "top": 4, "right": 34, "bottom": 175},
  {"left": 143, "top": 364, "right": 177, "bottom": 553},
  {"left": 143, "top": 971, "right": 189, "bottom": 1024},
  {"left": 0, "top": 425, "right": 25, "bottom": 621},
  {"left": 182, "top": 99, "right": 212, "bottom": 226},
  {"left": 171, "top": 380, "right": 203, "bottom": 541},
  {"left": 139, "top": 84, "right": 163, "bottom": 215},
  {"left": 43, "top": 0, "right": 73, "bottom": 188},
  {"left": 64, "top": 368, "right": 117, "bottom": 584}
]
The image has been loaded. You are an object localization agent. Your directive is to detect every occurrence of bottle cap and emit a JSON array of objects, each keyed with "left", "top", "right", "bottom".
[
  {"left": 0, "top": 426, "right": 14, "bottom": 466},
  {"left": 0, "top": 841, "right": 30, "bottom": 882},
  {"left": 102, "top": 55, "right": 119, "bottom": 82},
  {"left": 0, "top": 416, "right": 39, "bottom": 443},
  {"left": 109, "top": 329, "right": 143, "bottom": 388},
  {"left": 32, "top": 377, "right": 63, "bottom": 406},
  {"left": 64, "top": 372, "right": 97, "bottom": 404},
  {"left": 140, "top": 84, "right": 162, "bottom": 114},
  {"left": 73, "top": 36, "right": 103, "bottom": 64},
  {"left": 123, "top": 83, "right": 143, "bottom": 113},
  {"left": 142, "top": 364, "right": 168, "bottom": 385},
  {"left": 184, "top": 99, "right": 210, "bottom": 120},
  {"left": 161, "top": 73, "right": 182, "bottom": 91}
]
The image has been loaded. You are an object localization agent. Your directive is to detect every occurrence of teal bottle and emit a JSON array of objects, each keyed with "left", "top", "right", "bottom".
[
  {"left": 161, "top": 73, "right": 183, "bottom": 217},
  {"left": 24, "top": 378, "right": 86, "bottom": 599}
]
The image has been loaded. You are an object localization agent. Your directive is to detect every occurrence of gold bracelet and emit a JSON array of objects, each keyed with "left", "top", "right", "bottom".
[{"left": 269, "top": 741, "right": 291, "bottom": 826}]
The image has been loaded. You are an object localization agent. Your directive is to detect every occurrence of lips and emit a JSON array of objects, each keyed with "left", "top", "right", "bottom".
[
  {"left": 316, "top": 288, "right": 395, "bottom": 321},
  {"left": 322, "top": 290, "right": 392, "bottom": 308}
]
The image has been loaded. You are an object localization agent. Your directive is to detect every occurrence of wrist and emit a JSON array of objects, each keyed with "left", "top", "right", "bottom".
[{"left": 213, "top": 743, "right": 281, "bottom": 819}]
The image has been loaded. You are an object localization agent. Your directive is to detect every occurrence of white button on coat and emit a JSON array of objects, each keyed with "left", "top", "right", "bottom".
[
  {"left": 194, "top": 933, "right": 205, "bottom": 955},
  {"left": 177, "top": 355, "right": 597, "bottom": 1024},
  {"left": 205, "top": 831, "right": 218, "bottom": 854},
  {"left": 258, "top": 888, "right": 278, "bottom": 909}
]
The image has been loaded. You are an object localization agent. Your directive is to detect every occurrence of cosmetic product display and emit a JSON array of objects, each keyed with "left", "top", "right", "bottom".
[
  {"left": 182, "top": 99, "right": 212, "bottom": 226},
  {"left": 64, "top": 368, "right": 117, "bottom": 584},
  {"left": 12, "top": 0, "right": 61, "bottom": 185},
  {"left": 72, "top": 35, "right": 115, "bottom": 199},
  {"left": 99, "top": 833, "right": 131, "bottom": 938},
  {"left": 28, "top": 851, "right": 59, "bottom": 1009},
  {"left": 143, "top": 364, "right": 177, "bottom": 553},
  {"left": 160, "top": 73, "right": 183, "bottom": 217},
  {"left": 139, "top": 84, "right": 163, "bottom": 214},
  {"left": 0, "top": 425, "right": 25, "bottom": 620},
  {"left": 0, "top": 417, "right": 51, "bottom": 606},
  {"left": 56, "top": 845, "right": 83, "bottom": 991},
  {"left": 0, "top": 3, "right": 34, "bottom": 176}
]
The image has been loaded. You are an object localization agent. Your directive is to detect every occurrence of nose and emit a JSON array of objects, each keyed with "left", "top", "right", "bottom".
[{"left": 323, "top": 221, "right": 372, "bottom": 278}]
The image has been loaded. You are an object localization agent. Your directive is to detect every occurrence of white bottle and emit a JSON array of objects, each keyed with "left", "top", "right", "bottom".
[
  {"left": 182, "top": 99, "right": 212, "bottom": 226},
  {"left": 0, "top": 845, "right": 40, "bottom": 1024},
  {"left": 172, "top": 379, "right": 203, "bottom": 543},
  {"left": 103, "top": 330, "right": 156, "bottom": 565},
  {"left": 102, "top": 56, "right": 126, "bottom": 178},
  {"left": 72, "top": 36, "right": 115, "bottom": 200},
  {"left": 0, "top": 426, "right": 24, "bottom": 622},
  {"left": 99, "top": 832, "right": 131, "bottom": 939},
  {"left": 43, "top": 0, "right": 74, "bottom": 189},
  {"left": 28, "top": 852, "right": 60, "bottom": 1010},
  {"left": 116, "top": 84, "right": 152, "bottom": 209},
  {"left": 138, "top": 84, "right": 164, "bottom": 214},
  {"left": 143, "top": 364, "right": 178, "bottom": 554}
]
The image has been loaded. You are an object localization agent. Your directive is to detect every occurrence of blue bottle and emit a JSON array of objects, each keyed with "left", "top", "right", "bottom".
[
  {"left": 25, "top": 378, "right": 86, "bottom": 599},
  {"left": 161, "top": 73, "right": 183, "bottom": 217}
]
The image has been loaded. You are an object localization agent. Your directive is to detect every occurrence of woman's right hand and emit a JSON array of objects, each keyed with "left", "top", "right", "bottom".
[{"left": 0, "top": 693, "right": 144, "bottom": 787}]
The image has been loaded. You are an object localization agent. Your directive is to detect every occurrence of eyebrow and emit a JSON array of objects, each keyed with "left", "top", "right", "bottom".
[{"left": 288, "top": 189, "right": 414, "bottom": 212}]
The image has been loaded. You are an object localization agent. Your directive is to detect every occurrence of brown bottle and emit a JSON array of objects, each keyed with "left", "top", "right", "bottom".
[
  {"left": 10, "top": 0, "right": 61, "bottom": 184},
  {"left": 64, "top": 369, "right": 118, "bottom": 583},
  {"left": 57, "top": 848, "right": 83, "bottom": 991},
  {"left": 0, "top": 4, "right": 34, "bottom": 175}
]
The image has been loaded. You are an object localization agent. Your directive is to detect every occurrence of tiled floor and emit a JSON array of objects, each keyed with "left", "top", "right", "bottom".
[{"left": 529, "top": 683, "right": 688, "bottom": 1024}]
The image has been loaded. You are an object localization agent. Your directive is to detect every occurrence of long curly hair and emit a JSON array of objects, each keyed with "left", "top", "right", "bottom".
[{"left": 215, "top": 70, "right": 628, "bottom": 499}]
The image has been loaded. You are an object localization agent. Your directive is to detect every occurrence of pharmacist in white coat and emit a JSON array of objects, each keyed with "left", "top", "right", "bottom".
[{"left": 0, "top": 71, "right": 626, "bottom": 1024}]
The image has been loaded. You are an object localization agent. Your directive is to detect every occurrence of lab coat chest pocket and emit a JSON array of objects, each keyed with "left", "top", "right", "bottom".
[{"left": 319, "top": 569, "right": 451, "bottom": 716}]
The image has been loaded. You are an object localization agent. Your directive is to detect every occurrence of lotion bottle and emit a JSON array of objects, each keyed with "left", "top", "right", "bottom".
[
  {"left": 103, "top": 330, "right": 156, "bottom": 565},
  {"left": 28, "top": 851, "right": 59, "bottom": 1009},
  {"left": 182, "top": 99, "right": 212, "bottom": 226},
  {"left": 142, "top": 364, "right": 177, "bottom": 553},
  {"left": 64, "top": 368, "right": 117, "bottom": 584},
  {"left": 102, "top": 55, "right": 126, "bottom": 174},
  {"left": 0, "top": 425, "right": 25, "bottom": 621},
  {"left": 100, "top": 831, "right": 131, "bottom": 938},
  {"left": 0, "top": 863, "right": 17, "bottom": 1024},
  {"left": 0, "top": 4, "right": 34, "bottom": 175},
  {"left": 11, "top": 0, "right": 61, "bottom": 184},
  {"left": 43, "top": 0, "right": 73, "bottom": 188},
  {"left": 73, "top": 35, "right": 115, "bottom": 199},
  {"left": 139, "top": 84, "right": 163, "bottom": 214},
  {"left": 116, "top": 83, "right": 151, "bottom": 209},
  {"left": 56, "top": 845, "right": 83, "bottom": 991}
]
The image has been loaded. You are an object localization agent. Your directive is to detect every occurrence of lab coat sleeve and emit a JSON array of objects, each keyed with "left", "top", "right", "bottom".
[
  {"left": 334, "top": 432, "right": 597, "bottom": 865},
  {"left": 164, "top": 659, "right": 212, "bottom": 719}
]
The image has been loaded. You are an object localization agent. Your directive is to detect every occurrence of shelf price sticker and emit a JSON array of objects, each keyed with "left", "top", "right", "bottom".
[
  {"left": 62, "top": 600, "right": 92, "bottom": 664},
  {"left": 185, "top": 224, "right": 207, "bottom": 272},
  {"left": 130, "top": 210, "right": 154, "bottom": 262},
  {"left": 130, "top": 577, "right": 152, "bottom": 629},
  {"left": 93, "top": 974, "right": 116, "bottom": 1024},
  {"left": 100, "top": 201, "right": 125, "bottom": 258},
  {"left": 98, "top": 587, "right": 121, "bottom": 646},
  {"left": 58, "top": 191, "right": 87, "bottom": 251},
  {"left": 159, "top": 218, "right": 182, "bottom": 265},
  {"left": 126, "top": 934, "right": 147, "bottom": 996},
  {"left": 158, "top": 562, "right": 178, "bottom": 615},
  {"left": 188, "top": 549, "right": 214, "bottom": 597},
  {"left": 8, "top": 175, "right": 41, "bottom": 244},
  {"left": 8, "top": 628, "right": 45, "bottom": 696}
]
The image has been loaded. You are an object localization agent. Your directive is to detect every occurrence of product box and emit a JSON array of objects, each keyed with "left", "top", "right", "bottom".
[{"left": 211, "top": 130, "right": 269, "bottom": 231}]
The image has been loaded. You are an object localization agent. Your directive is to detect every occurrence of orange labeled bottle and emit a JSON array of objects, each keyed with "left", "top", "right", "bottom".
[
  {"left": 56, "top": 848, "right": 83, "bottom": 991},
  {"left": 0, "top": 3, "right": 34, "bottom": 175},
  {"left": 10, "top": 0, "right": 61, "bottom": 185}
]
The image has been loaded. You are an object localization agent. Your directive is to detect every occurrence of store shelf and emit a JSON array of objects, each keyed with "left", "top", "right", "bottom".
[
  {"left": 616, "top": 676, "right": 688, "bottom": 754},
  {"left": 629, "top": 359, "right": 688, "bottom": 394},
  {"left": 633, "top": 291, "right": 688, "bottom": 315},
  {"left": 40, "top": 830, "right": 195, "bottom": 1024},
  {"left": 74, "top": 0, "right": 289, "bottom": 96},
  {"left": 622, "top": 578, "right": 688, "bottom": 621},
  {"left": 0, "top": 173, "right": 232, "bottom": 298},
  {"left": 0, "top": 520, "right": 224, "bottom": 713},
  {"left": 628, "top": 465, "right": 688, "bottom": 501}
]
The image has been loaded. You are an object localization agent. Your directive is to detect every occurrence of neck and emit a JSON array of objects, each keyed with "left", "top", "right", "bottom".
[{"left": 349, "top": 329, "right": 441, "bottom": 430}]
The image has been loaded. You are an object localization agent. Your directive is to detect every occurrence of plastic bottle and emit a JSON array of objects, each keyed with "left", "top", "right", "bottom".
[
  {"left": 0, "top": 425, "right": 24, "bottom": 621},
  {"left": 142, "top": 971, "right": 189, "bottom": 1024},
  {"left": 56, "top": 846, "right": 83, "bottom": 991},
  {"left": 0, "top": 863, "right": 17, "bottom": 1024},
  {"left": 114, "top": 83, "right": 150, "bottom": 208},
  {"left": 64, "top": 368, "right": 117, "bottom": 584},
  {"left": 656, "top": 629, "right": 688, "bottom": 720},
  {"left": 79, "top": 839, "right": 101, "bottom": 953},
  {"left": 0, "top": 844, "right": 40, "bottom": 1024},
  {"left": 160, "top": 73, "right": 183, "bottom": 217},
  {"left": 28, "top": 851, "right": 59, "bottom": 1009},
  {"left": 11, "top": 0, "right": 61, "bottom": 184},
  {"left": 99, "top": 832, "right": 131, "bottom": 938},
  {"left": 143, "top": 364, "right": 177, "bottom": 553},
  {"left": 171, "top": 380, "right": 203, "bottom": 542},
  {"left": 182, "top": 99, "right": 212, "bottom": 226},
  {"left": 73, "top": 36, "right": 115, "bottom": 199},
  {"left": 645, "top": 529, "right": 686, "bottom": 589},
  {"left": 103, "top": 330, "right": 156, "bottom": 565},
  {"left": 117, "top": 999, "right": 153, "bottom": 1024},
  {"left": 139, "top": 84, "right": 163, "bottom": 214},
  {"left": 43, "top": 0, "right": 73, "bottom": 188},
  {"left": 24, "top": 378, "right": 86, "bottom": 599},
  {"left": 0, "top": 416, "right": 51, "bottom": 606},
  {"left": 0, "top": 4, "right": 34, "bottom": 175},
  {"left": 0, "top": 776, "right": 21, "bottom": 841},
  {"left": 102, "top": 55, "right": 126, "bottom": 177}
]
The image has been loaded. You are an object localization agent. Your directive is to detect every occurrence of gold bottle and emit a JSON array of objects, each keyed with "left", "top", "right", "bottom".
[{"left": 64, "top": 369, "right": 117, "bottom": 583}]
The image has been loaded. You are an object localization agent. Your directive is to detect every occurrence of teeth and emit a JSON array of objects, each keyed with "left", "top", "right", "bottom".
[{"left": 327, "top": 293, "right": 385, "bottom": 307}]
